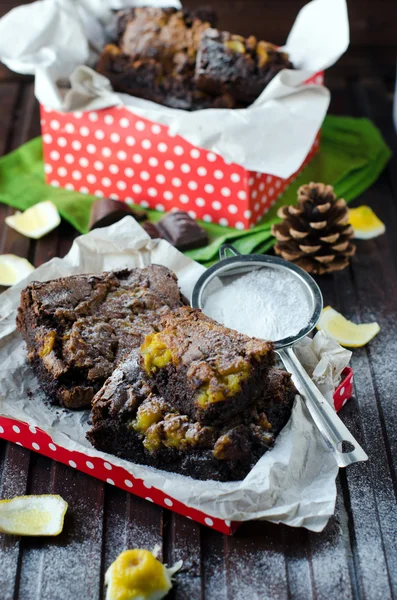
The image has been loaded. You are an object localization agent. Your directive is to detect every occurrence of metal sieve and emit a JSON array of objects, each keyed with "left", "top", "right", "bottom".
[{"left": 191, "top": 244, "right": 368, "bottom": 468}]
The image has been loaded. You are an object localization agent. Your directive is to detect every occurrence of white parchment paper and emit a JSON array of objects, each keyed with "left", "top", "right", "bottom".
[
  {"left": 0, "top": 218, "right": 341, "bottom": 531},
  {"left": 295, "top": 331, "right": 352, "bottom": 406},
  {"left": 0, "top": 0, "right": 349, "bottom": 178}
]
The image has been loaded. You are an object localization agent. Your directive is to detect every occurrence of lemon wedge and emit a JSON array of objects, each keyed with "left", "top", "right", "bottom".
[
  {"left": 0, "top": 254, "right": 35, "bottom": 286},
  {"left": 5, "top": 201, "right": 61, "bottom": 239},
  {"left": 348, "top": 205, "right": 385, "bottom": 240},
  {"left": 0, "top": 494, "right": 68, "bottom": 536},
  {"left": 105, "top": 547, "right": 182, "bottom": 600},
  {"left": 317, "top": 306, "right": 380, "bottom": 348}
]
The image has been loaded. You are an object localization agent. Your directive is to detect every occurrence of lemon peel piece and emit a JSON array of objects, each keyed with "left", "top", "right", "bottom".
[
  {"left": 0, "top": 254, "right": 35, "bottom": 286},
  {"left": 5, "top": 201, "right": 61, "bottom": 239},
  {"left": 0, "top": 494, "right": 68, "bottom": 536},
  {"left": 348, "top": 205, "right": 385, "bottom": 240},
  {"left": 105, "top": 547, "right": 182, "bottom": 600},
  {"left": 317, "top": 306, "right": 380, "bottom": 348}
]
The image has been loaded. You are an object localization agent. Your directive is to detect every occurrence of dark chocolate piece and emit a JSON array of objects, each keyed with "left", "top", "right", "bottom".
[
  {"left": 88, "top": 199, "right": 147, "bottom": 231},
  {"left": 156, "top": 211, "right": 208, "bottom": 251},
  {"left": 142, "top": 221, "right": 163, "bottom": 240}
]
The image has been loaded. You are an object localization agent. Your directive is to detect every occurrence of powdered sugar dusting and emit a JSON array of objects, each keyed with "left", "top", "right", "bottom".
[{"left": 203, "top": 268, "right": 312, "bottom": 341}]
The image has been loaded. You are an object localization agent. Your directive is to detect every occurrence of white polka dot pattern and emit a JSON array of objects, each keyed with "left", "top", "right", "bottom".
[{"left": 40, "top": 104, "right": 321, "bottom": 229}]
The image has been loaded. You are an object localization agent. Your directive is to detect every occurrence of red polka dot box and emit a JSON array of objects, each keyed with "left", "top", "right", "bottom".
[
  {"left": 40, "top": 73, "right": 323, "bottom": 231},
  {"left": 0, "top": 366, "right": 353, "bottom": 536}
]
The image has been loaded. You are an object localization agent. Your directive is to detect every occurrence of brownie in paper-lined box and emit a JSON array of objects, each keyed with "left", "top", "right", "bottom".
[{"left": 0, "top": 0, "right": 349, "bottom": 229}]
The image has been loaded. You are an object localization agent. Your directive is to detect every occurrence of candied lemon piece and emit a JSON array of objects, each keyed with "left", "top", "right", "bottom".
[
  {"left": 348, "top": 205, "right": 385, "bottom": 240},
  {"left": 105, "top": 548, "right": 182, "bottom": 600},
  {"left": 142, "top": 426, "right": 162, "bottom": 454},
  {"left": 317, "top": 306, "right": 380, "bottom": 348},
  {"left": 140, "top": 333, "right": 174, "bottom": 375},
  {"left": 133, "top": 403, "right": 163, "bottom": 434},
  {"left": 5, "top": 201, "right": 61, "bottom": 239},
  {"left": 0, "top": 494, "right": 68, "bottom": 536},
  {"left": 196, "top": 363, "right": 251, "bottom": 407},
  {"left": 39, "top": 330, "right": 57, "bottom": 358},
  {"left": 0, "top": 254, "right": 34, "bottom": 286},
  {"left": 225, "top": 39, "right": 245, "bottom": 53}
]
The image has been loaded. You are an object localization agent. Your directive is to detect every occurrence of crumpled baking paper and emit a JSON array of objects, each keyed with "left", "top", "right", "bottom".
[
  {"left": 0, "top": 217, "right": 344, "bottom": 531},
  {"left": 0, "top": 0, "right": 349, "bottom": 178},
  {"left": 295, "top": 331, "right": 352, "bottom": 406}
]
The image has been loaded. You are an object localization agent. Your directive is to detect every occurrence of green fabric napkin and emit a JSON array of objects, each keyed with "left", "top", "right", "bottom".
[{"left": 0, "top": 116, "right": 391, "bottom": 266}]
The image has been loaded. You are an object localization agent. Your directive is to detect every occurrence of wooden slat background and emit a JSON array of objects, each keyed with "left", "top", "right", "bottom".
[{"left": 0, "top": 1, "right": 396, "bottom": 599}]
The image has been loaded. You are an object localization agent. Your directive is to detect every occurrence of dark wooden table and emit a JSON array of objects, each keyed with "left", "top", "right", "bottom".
[{"left": 1, "top": 4, "right": 397, "bottom": 599}]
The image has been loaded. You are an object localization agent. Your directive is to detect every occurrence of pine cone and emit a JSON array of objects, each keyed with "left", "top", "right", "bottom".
[{"left": 271, "top": 182, "right": 356, "bottom": 275}]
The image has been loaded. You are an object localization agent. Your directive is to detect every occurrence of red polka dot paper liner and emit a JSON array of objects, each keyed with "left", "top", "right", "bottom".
[
  {"left": 41, "top": 72, "right": 324, "bottom": 230},
  {"left": 0, "top": 363, "right": 351, "bottom": 537},
  {"left": 0, "top": 416, "right": 235, "bottom": 535},
  {"left": 333, "top": 367, "right": 353, "bottom": 412}
]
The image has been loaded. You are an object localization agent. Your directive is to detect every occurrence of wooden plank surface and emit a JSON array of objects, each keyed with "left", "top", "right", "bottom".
[
  {"left": 0, "top": 79, "right": 396, "bottom": 599},
  {"left": 0, "top": 5, "right": 397, "bottom": 598}
]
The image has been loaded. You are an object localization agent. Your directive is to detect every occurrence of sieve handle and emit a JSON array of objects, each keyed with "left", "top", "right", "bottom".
[
  {"left": 277, "top": 346, "right": 368, "bottom": 467},
  {"left": 219, "top": 244, "right": 241, "bottom": 260}
]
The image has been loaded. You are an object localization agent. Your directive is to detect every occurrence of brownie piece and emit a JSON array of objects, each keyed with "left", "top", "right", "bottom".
[
  {"left": 87, "top": 349, "right": 296, "bottom": 481},
  {"left": 195, "top": 29, "right": 293, "bottom": 105},
  {"left": 115, "top": 7, "right": 178, "bottom": 47},
  {"left": 142, "top": 221, "right": 164, "bottom": 240},
  {"left": 97, "top": 43, "right": 234, "bottom": 111},
  {"left": 139, "top": 307, "right": 275, "bottom": 425},
  {"left": 97, "top": 7, "right": 235, "bottom": 111},
  {"left": 16, "top": 266, "right": 185, "bottom": 409},
  {"left": 116, "top": 7, "right": 216, "bottom": 67}
]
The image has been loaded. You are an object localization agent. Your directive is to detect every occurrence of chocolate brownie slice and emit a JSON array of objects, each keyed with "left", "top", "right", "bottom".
[
  {"left": 96, "top": 44, "right": 234, "bottom": 110},
  {"left": 97, "top": 7, "right": 235, "bottom": 110},
  {"left": 195, "top": 29, "right": 293, "bottom": 105},
  {"left": 87, "top": 349, "right": 296, "bottom": 481},
  {"left": 16, "top": 266, "right": 185, "bottom": 409},
  {"left": 140, "top": 307, "right": 275, "bottom": 425}
]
